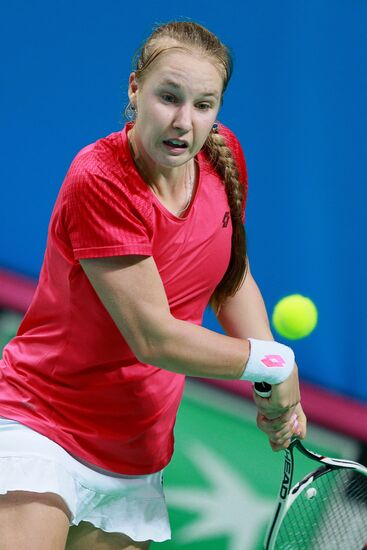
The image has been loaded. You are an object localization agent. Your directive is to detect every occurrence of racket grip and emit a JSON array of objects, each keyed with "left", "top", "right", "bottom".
[{"left": 254, "top": 381, "right": 272, "bottom": 398}]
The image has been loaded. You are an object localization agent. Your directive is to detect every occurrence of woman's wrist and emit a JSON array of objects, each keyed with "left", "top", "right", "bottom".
[{"left": 239, "top": 338, "right": 295, "bottom": 384}]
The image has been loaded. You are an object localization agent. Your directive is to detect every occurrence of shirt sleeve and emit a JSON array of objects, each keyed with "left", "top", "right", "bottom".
[{"left": 62, "top": 154, "right": 153, "bottom": 260}]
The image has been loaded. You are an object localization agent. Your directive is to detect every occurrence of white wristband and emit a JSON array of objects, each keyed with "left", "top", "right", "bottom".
[{"left": 240, "top": 338, "right": 295, "bottom": 384}]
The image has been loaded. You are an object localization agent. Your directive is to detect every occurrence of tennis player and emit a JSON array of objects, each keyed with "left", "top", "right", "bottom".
[{"left": 0, "top": 21, "right": 306, "bottom": 550}]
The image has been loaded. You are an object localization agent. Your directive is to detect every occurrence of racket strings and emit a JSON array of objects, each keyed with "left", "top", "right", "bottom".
[{"left": 274, "top": 468, "right": 367, "bottom": 549}]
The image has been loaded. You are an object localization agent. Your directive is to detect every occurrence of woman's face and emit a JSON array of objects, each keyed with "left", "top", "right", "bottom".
[{"left": 128, "top": 48, "right": 223, "bottom": 173}]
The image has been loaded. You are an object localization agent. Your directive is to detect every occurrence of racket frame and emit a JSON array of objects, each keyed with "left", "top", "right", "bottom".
[
  {"left": 254, "top": 382, "right": 367, "bottom": 549},
  {"left": 264, "top": 439, "right": 367, "bottom": 549}
]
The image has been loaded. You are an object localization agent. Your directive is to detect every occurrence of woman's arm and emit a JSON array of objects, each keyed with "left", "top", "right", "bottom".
[
  {"left": 216, "top": 263, "right": 273, "bottom": 341},
  {"left": 80, "top": 254, "right": 250, "bottom": 380},
  {"left": 216, "top": 263, "right": 307, "bottom": 448},
  {"left": 80, "top": 253, "right": 305, "bottom": 445}
]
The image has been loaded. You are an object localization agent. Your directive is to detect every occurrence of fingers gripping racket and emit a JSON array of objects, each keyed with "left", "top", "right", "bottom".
[{"left": 254, "top": 382, "right": 367, "bottom": 550}]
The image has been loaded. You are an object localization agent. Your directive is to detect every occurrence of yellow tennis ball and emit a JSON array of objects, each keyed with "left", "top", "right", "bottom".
[{"left": 272, "top": 294, "right": 318, "bottom": 340}]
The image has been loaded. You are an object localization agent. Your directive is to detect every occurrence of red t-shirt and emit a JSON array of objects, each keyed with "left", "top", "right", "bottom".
[{"left": 0, "top": 123, "right": 248, "bottom": 474}]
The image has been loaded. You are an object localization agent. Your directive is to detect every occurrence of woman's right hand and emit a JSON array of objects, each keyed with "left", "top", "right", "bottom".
[
  {"left": 253, "top": 364, "right": 301, "bottom": 420},
  {"left": 256, "top": 402, "right": 307, "bottom": 451},
  {"left": 253, "top": 365, "right": 307, "bottom": 451}
]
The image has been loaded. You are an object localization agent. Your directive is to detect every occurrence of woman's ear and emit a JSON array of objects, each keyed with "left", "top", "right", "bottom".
[{"left": 128, "top": 72, "right": 139, "bottom": 106}]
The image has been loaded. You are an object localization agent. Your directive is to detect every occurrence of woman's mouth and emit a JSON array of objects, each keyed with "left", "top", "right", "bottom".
[{"left": 163, "top": 139, "right": 189, "bottom": 152}]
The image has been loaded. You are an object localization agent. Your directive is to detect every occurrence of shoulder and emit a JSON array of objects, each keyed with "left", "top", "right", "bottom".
[
  {"left": 216, "top": 123, "right": 243, "bottom": 151},
  {"left": 57, "top": 130, "right": 153, "bottom": 230},
  {"left": 61, "top": 129, "right": 148, "bottom": 205},
  {"left": 66, "top": 130, "right": 130, "bottom": 185}
]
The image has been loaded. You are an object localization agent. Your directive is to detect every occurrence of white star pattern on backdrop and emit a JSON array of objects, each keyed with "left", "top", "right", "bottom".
[{"left": 165, "top": 441, "right": 274, "bottom": 550}]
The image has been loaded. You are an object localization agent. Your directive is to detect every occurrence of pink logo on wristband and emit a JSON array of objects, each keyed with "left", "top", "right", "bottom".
[{"left": 261, "top": 355, "right": 285, "bottom": 368}]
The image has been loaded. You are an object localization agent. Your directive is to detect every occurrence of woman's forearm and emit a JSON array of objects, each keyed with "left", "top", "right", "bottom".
[
  {"left": 81, "top": 255, "right": 250, "bottom": 379},
  {"left": 217, "top": 268, "right": 274, "bottom": 340},
  {"left": 142, "top": 316, "right": 250, "bottom": 379}
]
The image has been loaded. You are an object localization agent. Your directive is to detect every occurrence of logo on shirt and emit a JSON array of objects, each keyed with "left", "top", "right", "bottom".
[{"left": 222, "top": 212, "right": 230, "bottom": 228}]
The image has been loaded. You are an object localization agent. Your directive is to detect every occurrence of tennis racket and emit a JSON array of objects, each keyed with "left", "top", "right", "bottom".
[{"left": 254, "top": 382, "right": 367, "bottom": 550}]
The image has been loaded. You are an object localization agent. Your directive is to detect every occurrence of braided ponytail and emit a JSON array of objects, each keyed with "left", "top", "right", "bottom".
[{"left": 204, "top": 128, "right": 248, "bottom": 314}]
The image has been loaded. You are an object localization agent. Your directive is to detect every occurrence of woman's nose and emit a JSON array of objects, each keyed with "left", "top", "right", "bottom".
[{"left": 172, "top": 104, "right": 192, "bottom": 132}]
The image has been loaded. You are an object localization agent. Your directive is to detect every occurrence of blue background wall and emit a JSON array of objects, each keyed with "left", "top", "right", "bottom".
[{"left": 1, "top": 1, "right": 366, "bottom": 401}]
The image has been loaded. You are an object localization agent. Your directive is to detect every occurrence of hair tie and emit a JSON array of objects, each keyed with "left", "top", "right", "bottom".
[{"left": 212, "top": 122, "right": 219, "bottom": 133}]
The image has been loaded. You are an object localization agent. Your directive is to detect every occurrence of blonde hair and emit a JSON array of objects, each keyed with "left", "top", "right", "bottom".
[{"left": 130, "top": 21, "right": 248, "bottom": 313}]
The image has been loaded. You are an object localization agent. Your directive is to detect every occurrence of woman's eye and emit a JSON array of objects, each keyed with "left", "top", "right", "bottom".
[
  {"left": 197, "top": 103, "right": 211, "bottom": 111},
  {"left": 161, "top": 94, "right": 177, "bottom": 103}
]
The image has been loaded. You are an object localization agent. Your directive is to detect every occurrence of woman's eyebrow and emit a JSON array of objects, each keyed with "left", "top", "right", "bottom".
[
  {"left": 159, "top": 79, "right": 181, "bottom": 89},
  {"left": 158, "top": 79, "right": 220, "bottom": 99}
]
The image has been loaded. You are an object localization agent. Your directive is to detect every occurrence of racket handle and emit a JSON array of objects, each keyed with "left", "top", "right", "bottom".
[{"left": 254, "top": 381, "right": 272, "bottom": 398}]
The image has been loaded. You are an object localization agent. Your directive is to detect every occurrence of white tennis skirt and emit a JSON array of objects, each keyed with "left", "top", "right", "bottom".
[{"left": 0, "top": 417, "right": 171, "bottom": 542}]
